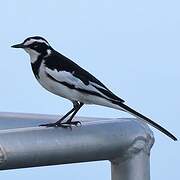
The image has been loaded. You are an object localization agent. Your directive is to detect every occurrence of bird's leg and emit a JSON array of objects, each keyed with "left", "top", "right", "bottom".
[
  {"left": 62, "top": 102, "right": 84, "bottom": 126},
  {"left": 55, "top": 101, "right": 81, "bottom": 125},
  {"left": 39, "top": 101, "right": 79, "bottom": 127}
]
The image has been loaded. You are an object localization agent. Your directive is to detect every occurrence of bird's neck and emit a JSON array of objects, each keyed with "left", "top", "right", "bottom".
[{"left": 30, "top": 48, "right": 52, "bottom": 79}]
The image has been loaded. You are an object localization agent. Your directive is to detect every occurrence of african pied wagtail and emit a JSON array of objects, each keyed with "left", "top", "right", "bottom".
[{"left": 11, "top": 36, "right": 177, "bottom": 141}]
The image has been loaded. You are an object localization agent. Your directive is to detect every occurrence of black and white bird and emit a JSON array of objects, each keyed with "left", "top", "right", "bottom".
[{"left": 11, "top": 36, "right": 177, "bottom": 141}]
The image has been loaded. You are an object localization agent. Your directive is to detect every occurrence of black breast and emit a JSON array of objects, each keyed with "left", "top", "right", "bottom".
[{"left": 31, "top": 55, "right": 44, "bottom": 79}]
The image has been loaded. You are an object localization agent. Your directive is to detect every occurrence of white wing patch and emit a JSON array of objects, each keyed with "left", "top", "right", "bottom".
[
  {"left": 45, "top": 67, "right": 113, "bottom": 100},
  {"left": 90, "top": 81, "right": 108, "bottom": 91}
]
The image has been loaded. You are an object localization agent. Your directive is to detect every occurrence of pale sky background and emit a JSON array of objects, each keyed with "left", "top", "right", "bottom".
[{"left": 0, "top": 0, "right": 179, "bottom": 179}]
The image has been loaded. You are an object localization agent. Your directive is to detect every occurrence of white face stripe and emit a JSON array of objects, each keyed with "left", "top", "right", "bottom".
[
  {"left": 24, "top": 39, "right": 49, "bottom": 46},
  {"left": 25, "top": 48, "right": 40, "bottom": 63}
]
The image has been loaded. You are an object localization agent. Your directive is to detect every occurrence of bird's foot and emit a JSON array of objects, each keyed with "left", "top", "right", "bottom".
[
  {"left": 62, "top": 120, "right": 81, "bottom": 127},
  {"left": 39, "top": 122, "right": 71, "bottom": 128}
]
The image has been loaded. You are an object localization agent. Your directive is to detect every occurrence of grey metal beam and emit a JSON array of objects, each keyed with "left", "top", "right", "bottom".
[
  {"left": 111, "top": 150, "right": 150, "bottom": 180},
  {"left": 0, "top": 112, "right": 154, "bottom": 180}
]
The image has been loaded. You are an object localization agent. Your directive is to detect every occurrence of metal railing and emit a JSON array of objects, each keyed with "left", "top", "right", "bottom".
[{"left": 0, "top": 112, "right": 154, "bottom": 180}]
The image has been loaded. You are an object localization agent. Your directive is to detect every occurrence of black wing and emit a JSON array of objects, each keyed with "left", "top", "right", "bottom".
[{"left": 44, "top": 50, "right": 125, "bottom": 103}]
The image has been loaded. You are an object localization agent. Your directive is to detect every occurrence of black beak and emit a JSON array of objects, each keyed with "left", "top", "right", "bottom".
[{"left": 11, "top": 43, "right": 26, "bottom": 48}]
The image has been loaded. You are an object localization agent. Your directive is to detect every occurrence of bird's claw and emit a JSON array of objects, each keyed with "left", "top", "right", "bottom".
[
  {"left": 39, "top": 122, "right": 71, "bottom": 128},
  {"left": 62, "top": 121, "right": 81, "bottom": 127},
  {"left": 39, "top": 121, "right": 81, "bottom": 128}
]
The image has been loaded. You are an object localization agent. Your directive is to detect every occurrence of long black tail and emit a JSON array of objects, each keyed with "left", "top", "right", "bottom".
[{"left": 117, "top": 103, "right": 177, "bottom": 141}]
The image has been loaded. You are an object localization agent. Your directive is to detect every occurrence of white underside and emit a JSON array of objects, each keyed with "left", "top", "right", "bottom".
[{"left": 37, "top": 62, "right": 123, "bottom": 111}]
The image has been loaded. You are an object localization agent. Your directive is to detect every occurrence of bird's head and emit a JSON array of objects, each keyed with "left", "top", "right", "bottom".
[{"left": 11, "top": 36, "right": 52, "bottom": 62}]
